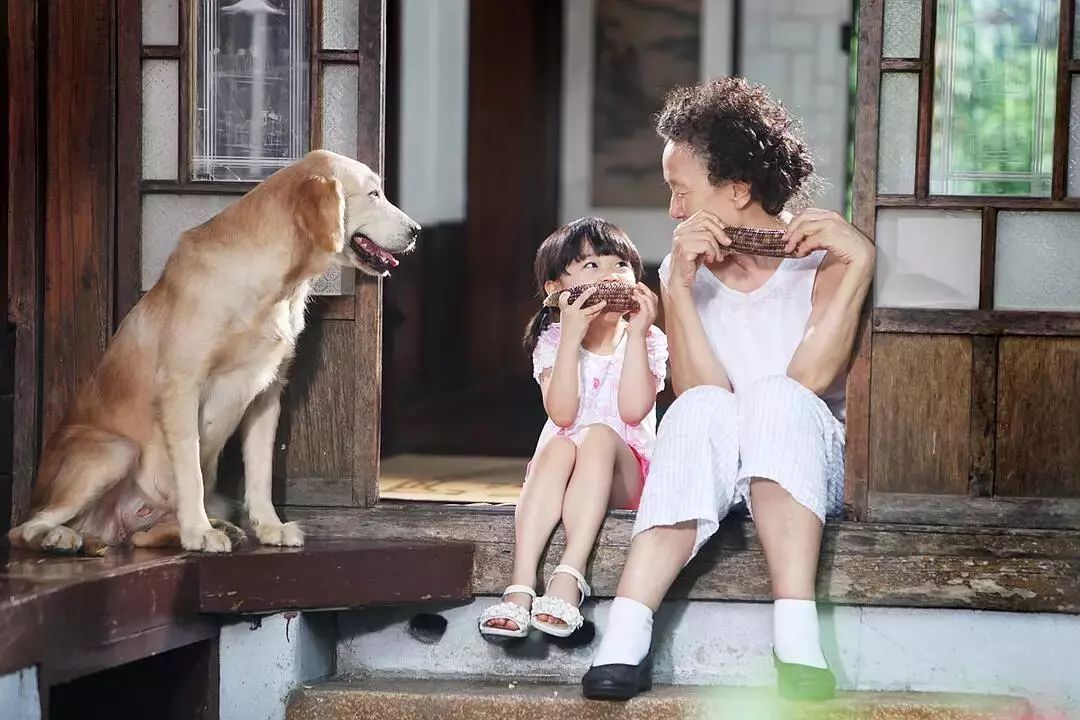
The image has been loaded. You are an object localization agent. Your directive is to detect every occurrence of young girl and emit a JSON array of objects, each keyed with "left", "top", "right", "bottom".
[{"left": 479, "top": 217, "right": 668, "bottom": 639}]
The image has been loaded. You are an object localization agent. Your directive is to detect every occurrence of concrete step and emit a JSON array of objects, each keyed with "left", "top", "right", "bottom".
[{"left": 287, "top": 678, "right": 1032, "bottom": 720}]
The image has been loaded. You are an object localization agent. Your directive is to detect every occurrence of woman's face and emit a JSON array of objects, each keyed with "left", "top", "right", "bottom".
[{"left": 662, "top": 140, "right": 748, "bottom": 225}]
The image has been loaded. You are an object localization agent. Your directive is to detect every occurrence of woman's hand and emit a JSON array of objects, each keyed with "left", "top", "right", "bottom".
[
  {"left": 782, "top": 209, "right": 875, "bottom": 273},
  {"left": 558, "top": 286, "right": 606, "bottom": 343},
  {"left": 627, "top": 282, "right": 658, "bottom": 337},
  {"left": 669, "top": 210, "right": 731, "bottom": 290}
]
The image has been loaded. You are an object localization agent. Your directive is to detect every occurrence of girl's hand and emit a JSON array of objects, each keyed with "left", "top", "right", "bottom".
[
  {"left": 669, "top": 210, "right": 731, "bottom": 290},
  {"left": 627, "top": 283, "right": 658, "bottom": 337},
  {"left": 782, "top": 209, "right": 875, "bottom": 274},
  {"left": 558, "top": 286, "right": 606, "bottom": 343}
]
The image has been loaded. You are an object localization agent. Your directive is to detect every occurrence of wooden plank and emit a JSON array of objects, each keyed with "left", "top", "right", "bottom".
[
  {"left": 978, "top": 207, "right": 997, "bottom": 311},
  {"left": 6, "top": 0, "right": 42, "bottom": 524},
  {"left": 141, "top": 45, "right": 181, "bottom": 59},
  {"left": 141, "top": 180, "right": 256, "bottom": 195},
  {"left": 307, "top": 295, "right": 356, "bottom": 321},
  {"left": 914, "top": 0, "right": 937, "bottom": 198},
  {"left": 870, "top": 492, "right": 1080, "bottom": 530},
  {"left": 880, "top": 58, "right": 920, "bottom": 71},
  {"left": 1052, "top": 0, "right": 1076, "bottom": 199},
  {"left": 996, "top": 337, "right": 1080, "bottom": 498},
  {"left": 196, "top": 539, "right": 474, "bottom": 613},
  {"left": 846, "top": 0, "right": 885, "bottom": 521},
  {"left": 284, "top": 505, "right": 1080, "bottom": 612},
  {"left": 279, "top": 476, "right": 355, "bottom": 507},
  {"left": 968, "top": 336, "right": 997, "bottom": 497},
  {"left": 281, "top": 321, "right": 355, "bottom": 482},
  {"left": 353, "top": 0, "right": 387, "bottom": 507},
  {"left": 873, "top": 308, "right": 1080, "bottom": 336},
  {"left": 178, "top": 0, "right": 191, "bottom": 182},
  {"left": 42, "top": 0, "right": 116, "bottom": 438},
  {"left": 318, "top": 50, "right": 360, "bottom": 63},
  {"left": 116, "top": 0, "right": 143, "bottom": 324},
  {"left": 870, "top": 335, "right": 971, "bottom": 495},
  {"left": 878, "top": 195, "right": 1080, "bottom": 209}
]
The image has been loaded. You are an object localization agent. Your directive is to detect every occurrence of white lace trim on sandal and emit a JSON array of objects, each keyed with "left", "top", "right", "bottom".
[
  {"left": 478, "top": 584, "right": 536, "bottom": 638},
  {"left": 531, "top": 564, "right": 592, "bottom": 638}
]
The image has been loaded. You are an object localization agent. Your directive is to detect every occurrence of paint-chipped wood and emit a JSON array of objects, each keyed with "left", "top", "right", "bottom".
[
  {"left": 869, "top": 492, "right": 1080, "bottom": 530},
  {"left": 283, "top": 504, "right": 1080, "bottom": 612},
  {"left": 870, "top": 335, "right": 972, "bottom": 495},
  {"left": 996, "top": 338, "right": 1080, "bottom": 498},
  {"left": 197, "top": 539, "right": 474, "bottom": 613}
]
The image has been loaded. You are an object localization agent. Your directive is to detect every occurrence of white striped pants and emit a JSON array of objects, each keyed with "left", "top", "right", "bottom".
[{"left": 633, "top": 375, "right": 845, "bottom": 559}]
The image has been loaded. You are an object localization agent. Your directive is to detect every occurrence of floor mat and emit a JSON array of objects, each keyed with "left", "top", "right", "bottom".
[{"left": 379, "top": 454, "right": 525, "bottom": 504}]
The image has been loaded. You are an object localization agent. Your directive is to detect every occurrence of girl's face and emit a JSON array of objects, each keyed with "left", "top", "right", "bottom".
[{"left": 543, "top": 242, "right": 637, "bottom": 296}]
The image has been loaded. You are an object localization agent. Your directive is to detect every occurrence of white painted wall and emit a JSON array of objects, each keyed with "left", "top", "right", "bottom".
[
  {"left": 0, "top": 668, "right": 41, "bottom": 720},
  {"left": 396, "top": 0, "right": 470, "bottom": 225},
  {"left": 338, "top": 599, "right": 1080, "bottom": 716},
  {"left": 219, "top": 613, "right": 336, "bottom": 720}
]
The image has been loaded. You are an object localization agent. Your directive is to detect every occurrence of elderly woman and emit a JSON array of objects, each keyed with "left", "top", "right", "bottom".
[{"left": 581, "top": 78, "right": 875, "bottom": 702}]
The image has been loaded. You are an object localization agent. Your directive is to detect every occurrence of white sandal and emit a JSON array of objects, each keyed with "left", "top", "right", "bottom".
[
  {"left": 478, "top": 585, "right": 536, "bottom": 638},
  {"left": 530, "top": 564, "right": 592, "bottom": 638}
]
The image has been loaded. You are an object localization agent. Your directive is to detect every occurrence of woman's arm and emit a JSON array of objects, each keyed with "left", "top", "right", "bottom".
[
  {"left": 783, "top": 210, "right": 875, "bottom": 394},
  {"left": 663, "top": 281, "right": 730, "bottom": 395}
]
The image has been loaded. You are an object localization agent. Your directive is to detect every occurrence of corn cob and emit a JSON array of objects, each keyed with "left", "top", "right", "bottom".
[
  {"left": 541, "top": 282, "right": 640, "bottom": 314},
  {"left": 722, "top": 226, "right": 794, "bottom": 258}
]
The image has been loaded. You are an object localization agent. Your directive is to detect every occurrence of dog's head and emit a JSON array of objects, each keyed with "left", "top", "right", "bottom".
[{"left": 292, "top": 150, "right": 420, "bottom": 278}]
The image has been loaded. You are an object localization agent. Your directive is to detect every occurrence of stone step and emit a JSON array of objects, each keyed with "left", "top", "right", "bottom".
[{"left": 287, "top": 678, "right": 1032, "bottom": 720}]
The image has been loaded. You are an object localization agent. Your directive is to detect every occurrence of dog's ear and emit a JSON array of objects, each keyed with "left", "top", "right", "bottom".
[{"left": 294, "top": 174, "right": 345, "bottom": 254}]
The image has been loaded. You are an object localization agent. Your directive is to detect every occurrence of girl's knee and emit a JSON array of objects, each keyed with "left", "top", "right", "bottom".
[
  {"left": 537, "top": 435, "right": 577, "bottom": 461},
  {"left": 578, "top": 423, "right": 620, "bottom": 447}
]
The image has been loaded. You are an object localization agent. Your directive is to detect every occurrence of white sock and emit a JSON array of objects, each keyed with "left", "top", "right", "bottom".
[
  {"left": 591, "top": 596, "right": 654, "bottom": 667},
  {"left": 773, "top": 599, "right": 828, "bottom": 669}
]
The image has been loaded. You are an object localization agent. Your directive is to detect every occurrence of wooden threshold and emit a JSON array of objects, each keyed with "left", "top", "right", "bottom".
[
  {"left": 868, "top": 493, "right": 1080, "bottom": 530},
  {"left": 282, "top": 503, "right": 1080, "bottom": 614}
]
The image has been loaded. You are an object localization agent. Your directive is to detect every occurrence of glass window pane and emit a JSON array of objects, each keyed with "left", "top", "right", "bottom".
[
  {"left": 1070, "top": 76, "right": 1080, "bottom": 196},
  {"left": 143, "top": 0, "right": 179, "bottom": 46},
  {"left": 930, "top": 0, "right": 1058, "bottom": 196},
  {"left": 874, "top": 209, "right": 982, "bottom": 309},
  {"left": 193, "top": 0, "right": 310, "bottom": 181},
  {"left": 883, "top": 0, "right": 922, "bottom": 58},
  {"left": 142, "top": 60, "right": 179, "bottom": 180},
  {"left": 322, "top": 0, "right": 359, "bottom": 50},
  {"left": 878, "top": 73, "right": 919, "bottom": 194},
  {"left": 321, "top": 64, "right": 358, "bottom": 158},
  {"left": 142, "top": 195, "right": 237, "bottom": 289},
  {"left": 995, "top": 211, "right": 1080, "bottom": 311}
]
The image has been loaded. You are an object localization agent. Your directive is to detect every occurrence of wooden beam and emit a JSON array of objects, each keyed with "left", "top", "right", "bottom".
[
  {"left": 978, "top": 207, "right": 997, "bottom": 311},
  {"left": 197, "top": 539, "right": 474, "bottom": 613},
  {"left": 116, "top": 0, "right": 143, "bottom": 324},
  {"left": 968, "top": 336, "right": 997, "bottom": 497},
  {"left": 141, "top": 45, "right": 181, "bottom": 59},
  {"left": 914, "top": 0, "right": 938, "bottom": 198},
  {"left": 284, "top": 504, "right": 1080, "bottom": 612},
  {"left": 869, "top": 492, "right": 1080, "bottom": 530},
  {"left": 1052, "top": 0, "right": 1076, "bottom": 199},
  {"left": 878, "top": 194, "right": 1080, "bottom": 210},
  {"left": 141, "top": 179, "right": 256, "bottom": 195},
  {"left": 880, "top": 58, "right": 920, "bottom": 71},
  {"left": 846, "top": 0, "right": 885, "bottom": 521},
  {"left": 872, "top": 308, "right": 1080, "bottom": 336},
  {"left": 6, "top": 0, "right": 43, "bottom": 525}
]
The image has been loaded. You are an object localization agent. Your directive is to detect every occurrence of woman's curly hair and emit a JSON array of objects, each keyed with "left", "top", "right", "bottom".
[{"left": 655, "top": 77, "right": 817, "bottom": 215}]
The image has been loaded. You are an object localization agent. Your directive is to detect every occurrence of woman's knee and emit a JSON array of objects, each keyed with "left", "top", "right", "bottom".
[{"left": 741, "top": 376, "right": 821, "bottom": 428}]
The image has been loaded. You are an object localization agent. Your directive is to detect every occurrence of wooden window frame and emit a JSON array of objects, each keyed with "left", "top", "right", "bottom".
[{"left": 849, "top": 0, "right": 1080, "bottom": 528}]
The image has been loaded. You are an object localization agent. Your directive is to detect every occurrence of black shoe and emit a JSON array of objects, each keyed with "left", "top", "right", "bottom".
[
  {"left": 581, "top": 654, "right": 653, "bottom": 701},
  {"left": 773, "top": 652, "right": 836, "bottom": 701}
]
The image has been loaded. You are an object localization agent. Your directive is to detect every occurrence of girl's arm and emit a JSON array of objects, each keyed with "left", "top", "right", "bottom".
[
  {"left": 618, "top": 285, "right": 661, "bottom": 424},
  {"left": 543, "top": 332, "right": 584, "bottom": 427},
  {"left": 782, "top": 210, "right": 875, "bottom": 394}
]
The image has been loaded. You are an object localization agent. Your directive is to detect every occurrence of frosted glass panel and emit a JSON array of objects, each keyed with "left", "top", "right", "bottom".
[
  {"left": 878, "top": 73, "right": 919, "bottom": 194},
  {"left": 142, "top": 0, "right": 179, "bottom": 46},
  {"left": 142, "top": 195, "right": 237, "bottom": 289},
  {"left": 874, "top": 209, "right": 982, "bottom": 309},
  {"left": 321, "top": 64, "right": 358, "bottom": 157},
  {"left": 193, "top": 0, "right": 310, "bottom": 181},
  {"left": 321, "top": 0, "right": 359, "bottom": 50},
  {"left": 995, "top": 212, "right": 1080, "bottom": 311},
  {"left": 883, "top": 0, "right": 922, "bottom": 58},
  {"left": 142, "top": 60, "right": 179, "bottom": 181},
  {"left": 930, "top": 0, "right": 1058, "bottom": 196},
  {"left": 1070, "top": 76, "right": 1080, "bottom": 196}
]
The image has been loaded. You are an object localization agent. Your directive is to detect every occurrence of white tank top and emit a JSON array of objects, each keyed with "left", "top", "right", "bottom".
[{"left": 659, "top": 251, "right": 846, "bottom": 420}]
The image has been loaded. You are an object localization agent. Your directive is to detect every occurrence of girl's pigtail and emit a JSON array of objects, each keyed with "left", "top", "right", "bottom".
[{"left": 523, "top": 306, "right": 554, "bottom": 356}]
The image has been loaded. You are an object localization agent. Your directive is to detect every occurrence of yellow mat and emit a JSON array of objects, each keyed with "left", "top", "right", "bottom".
[{"left": 379, "top": 454, "right": 526, "bottom": 504}]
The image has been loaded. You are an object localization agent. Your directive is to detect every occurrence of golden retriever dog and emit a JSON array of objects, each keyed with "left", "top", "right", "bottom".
[{"left": 8, "top": 150, "right": 419, "bottom": 554}]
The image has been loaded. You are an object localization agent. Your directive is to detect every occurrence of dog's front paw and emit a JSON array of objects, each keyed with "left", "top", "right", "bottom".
[
  {"left": 254, "top": 521, "right": 304, "bottom": 547},
  {"left": 41, "top": 526, "right": 83, "bottom": 554},
  {"left": 181, "top": 526, "right": 233, "bottom": 553}
]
